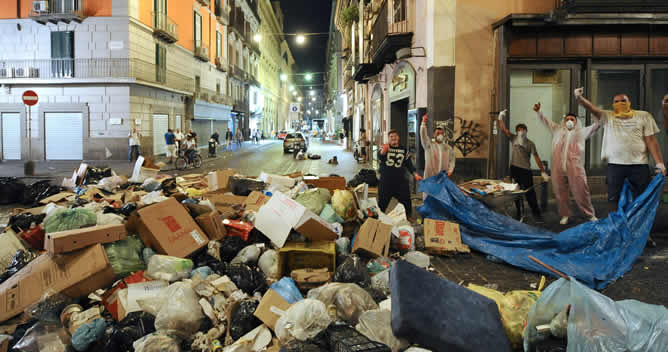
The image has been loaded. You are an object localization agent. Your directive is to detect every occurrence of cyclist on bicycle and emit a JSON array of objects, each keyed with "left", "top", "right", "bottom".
[{"left": 184, "top": 134, "right": 197, "bottom": 164}]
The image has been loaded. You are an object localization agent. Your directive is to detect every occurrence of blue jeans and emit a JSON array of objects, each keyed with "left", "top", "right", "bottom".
[{"left": 128, "top": 145, "right": 140, "bottom": 162}]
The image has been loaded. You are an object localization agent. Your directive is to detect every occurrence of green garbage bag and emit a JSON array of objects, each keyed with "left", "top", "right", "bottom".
[
  {"left": 43, "top": 208, "right": 97, "bottom": 233},
  {"left": 104, "top": 235, "right": 146, "bottom": 278},
  {"left": 320, "top": 204, "right": 344, "bottom": 224},
  {"left": 332, "top": 190, "right": 356, "bottom": 220},
  {"left": 295, "top": 188, "right": 331, "bottom": 215}
]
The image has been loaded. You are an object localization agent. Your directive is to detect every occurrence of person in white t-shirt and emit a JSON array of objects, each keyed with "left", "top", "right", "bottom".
[
  {"left": 575, "top": 87, "right": 665, "bottom": 203},
  {"left": 128, "top": 128, "right": 141, "bottom": 162}
]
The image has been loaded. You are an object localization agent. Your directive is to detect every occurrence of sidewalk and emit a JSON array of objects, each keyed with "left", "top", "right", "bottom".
[{"left": 0, "top": 140, "right": 277, "bottom": 179}]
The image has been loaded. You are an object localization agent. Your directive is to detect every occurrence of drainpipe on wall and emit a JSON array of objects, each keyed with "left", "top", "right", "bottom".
[{"left": 17, "top": 0, "right": 20, "bottom": 18}]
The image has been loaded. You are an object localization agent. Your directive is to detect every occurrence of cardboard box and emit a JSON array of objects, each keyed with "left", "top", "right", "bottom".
[
  {"left": 277, "top": 241, "right": 336, "bottom": 277},
  {"left": 206, "top": 169, "right": 236, "bottom": 192},
  {"left": 255, "top": 192, "right": 307, "bottom": 248},
  {"left": 253, "top": 289, "right": 292, "bottom": 330},
  {"left": 137, "top": 198, "right": 209, "bottom": 258},
  {"left": 196, "top": 211, "right": 228, "bottom": 241},
  {"left": 101, "top": 271, "right": 151, "bottom": 321},
  {"left": 206, "top": 194, "right": 248, "bottom": 214},
  {"left": 352, "top": 218, "right": 392, "bottom": 258},
  {"left": 39, "top": 192, "right": 75, "bottom": 205},
  {"left": 291, "top": 268, "right": 331, "bottom": 290},
  {"left": 423, "top": 219, "right": 470, "bottom": 254},
  {"left": 45, "top": 224, "right": 127, "bottom": 254},
  {"left": 303, "top": 176, "right": 347, "bottom": 195},
  {"left": 244, "top": 191, "right": 271, "bottom": 212},
  {"left": 294, "top": 212, "right": 338, "bottom": 242},
  {"left": 0, "top": 244, "right": 115, "bottom": 323}
]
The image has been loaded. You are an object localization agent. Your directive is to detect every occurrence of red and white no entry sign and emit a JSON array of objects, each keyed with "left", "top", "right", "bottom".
[{"left": 22, "top": 90, "right": 38, "bottom": 106}]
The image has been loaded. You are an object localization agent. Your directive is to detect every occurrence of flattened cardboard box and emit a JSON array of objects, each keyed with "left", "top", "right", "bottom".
[
  {"left": 0, "top": 244, "right": 115, "bottom": 322},
  {"left": 206, "top": 169, "right": 236, "bottom": 192},
  {"left": 244, "top": 191, "right": 271, "bottom": 212},
  {"left": 277, "top": 242, "right": 336, "bottom": 277},
  {"left": 253, "top": 289, "right": 292, "bottom": 330},
  {"left": 303, "top": 176, "right": 347, "bottom": 195},
  {"left": 205, "top": 194, "right": 248, "bottom": 214},
  {"left": 424, "top": 219, "right": 470, "bottom": 254},
  {"left": 196, "top": 211, "right": 228, "bottom": 241},
  {"left": 353, "top": 218, "right": 392, "bottom": 258},
  {"left": 137, "top": 197, "right": 209, "bottom": 258},
  {"left": 45, "top": 224, "right": 127, "bottom": 254}
]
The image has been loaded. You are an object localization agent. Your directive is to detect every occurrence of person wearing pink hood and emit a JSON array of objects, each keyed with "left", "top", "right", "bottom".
[
  {"left": 534, "top": 102, "right": 600, "bottom": 225},
  {"left": 419, "top": 113, "right": 455, "bottom": 180}
]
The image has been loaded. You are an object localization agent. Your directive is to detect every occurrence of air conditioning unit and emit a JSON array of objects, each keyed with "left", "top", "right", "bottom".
[
  {"left": 33, "top": 0, "right": 49, "bottom": 13},
  {"left": 13, "top": 67, "right": 30, "bottom": 78},
  {"left": 0, "top": 68, "right": 9, "bottom": 78}
]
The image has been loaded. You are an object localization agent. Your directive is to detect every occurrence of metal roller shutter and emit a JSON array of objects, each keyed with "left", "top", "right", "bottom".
[
  {"left": 1, "top": 113, "right": 21, "bottom": 160},
  {"left": 152, "top": 114, "right": 169, "bottom": 156},
  {"left": 45, "top": 112, "right": 83, "bottom": 160}
]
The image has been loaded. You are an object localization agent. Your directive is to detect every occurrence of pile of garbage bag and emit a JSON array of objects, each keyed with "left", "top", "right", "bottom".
[{"left": 0, "top": 164, "right": 663, "bottom": 352}]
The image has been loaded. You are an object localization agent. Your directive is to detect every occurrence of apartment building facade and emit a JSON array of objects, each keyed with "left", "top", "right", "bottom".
[{"left": 0, "top": 0, "right": 296, "bottom": 161}]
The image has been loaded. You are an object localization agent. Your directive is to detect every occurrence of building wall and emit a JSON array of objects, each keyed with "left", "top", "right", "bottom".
[
  {"left": 0, "top": 0, "right": 113, "bottom": 19},
  {"left": 129, "top": 85, "right": 186, "bottom": 155}
]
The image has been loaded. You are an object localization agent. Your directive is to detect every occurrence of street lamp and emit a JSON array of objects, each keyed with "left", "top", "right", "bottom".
[
  {"left": 311, "top": 97, "right": 316, "bottom": 102},
  {"left": 297, "top": 97, "right": 303, "bottom": 102},
  {"left": 304, "top": 73, "right": 312, "bottom": 81},
  {"left": 289, "top": 84, "right": 294, "bottom": 91},
  {"left": 280, "top": 73, "right": 287, "bottom": 81},
  {"left": 309, "top": 90, "right": 315, "bottom": 96},
  {"left": 296, "top": 34, "right": 306, "bottom": 45},
  {"left": 253, "top": 34, "right": 262, "bottom": 43},
  {"left": 316, "top": 110, "right": 319, "bottom": 114},
  {"left": 292, "top": 91, "right": 297, "bottom": 96}
]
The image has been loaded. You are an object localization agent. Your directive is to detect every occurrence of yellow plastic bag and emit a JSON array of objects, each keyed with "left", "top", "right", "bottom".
[
  {"left": 331, "top": 190, "right": 356, "bottom": 220},
  {"left": 467, "top": 276, "right": 546, "bottom": 348},
  {"left": 186, "top": 188, "right": 206, "bottom": 198}
]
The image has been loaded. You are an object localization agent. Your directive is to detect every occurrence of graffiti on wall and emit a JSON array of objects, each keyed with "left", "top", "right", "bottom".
[{"left": 436, "top": 116, "right": 487, "bottom": 156}]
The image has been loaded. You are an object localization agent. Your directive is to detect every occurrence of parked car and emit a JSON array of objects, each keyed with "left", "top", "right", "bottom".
[
  {"left": 283, "top": 132, "right": 308, "bottom": 153},
  {"left": 277, "top": 130, "right": 288, "bottom": 140}
]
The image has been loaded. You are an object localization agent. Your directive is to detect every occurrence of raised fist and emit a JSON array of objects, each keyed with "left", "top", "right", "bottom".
[{"left": 533, "top": 103, "right": 541, "bottom": 112}]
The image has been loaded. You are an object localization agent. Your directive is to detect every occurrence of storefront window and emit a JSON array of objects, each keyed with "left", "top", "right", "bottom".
[
  {"left": 509, "top": 69, "right": 572, "bottom": 170},
  {"left": 590, "top": 68, "right": 642, "bottom": 174}
]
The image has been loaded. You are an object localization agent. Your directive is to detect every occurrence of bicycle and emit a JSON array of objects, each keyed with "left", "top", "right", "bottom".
[{"left": 175, "top": 147, "right": 202, "bottom": 170}]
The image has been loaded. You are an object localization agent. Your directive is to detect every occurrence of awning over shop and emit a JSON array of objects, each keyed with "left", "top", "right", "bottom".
[{"left": 353, "top": 63, "right": 383, "bottom": 83}]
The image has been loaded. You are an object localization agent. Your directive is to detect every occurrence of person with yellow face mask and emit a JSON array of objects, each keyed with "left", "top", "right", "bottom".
[{"left": 575, "top": 87, "right": 665, "bottom": 204}]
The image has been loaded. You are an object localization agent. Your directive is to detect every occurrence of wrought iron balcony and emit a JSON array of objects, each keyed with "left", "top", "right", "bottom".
[
  {"left": 557, "top": 0, "right": 668, "bottom": 13},
  {"left": 153, "top": 13, "right": 178, "bottom": 43},
  {"left": 0, "top": 58, "right": 194, "bottom": 92},
  {"left": 368, "top": 0, "right": 412, "bottom": 64},
  {"left": 30, "top": 0, "right": 86, "bottom": 25},
  {"left": 230, "top": 65, "right": 247, "bottom": 81}
]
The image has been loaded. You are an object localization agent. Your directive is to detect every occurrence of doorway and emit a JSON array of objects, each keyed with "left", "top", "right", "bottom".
[
  {"left": 390, "top": 98, "right": 409, "bottom": 149},
  {"left": 1, "top": 113, "right": 21, "bottom": 160}
]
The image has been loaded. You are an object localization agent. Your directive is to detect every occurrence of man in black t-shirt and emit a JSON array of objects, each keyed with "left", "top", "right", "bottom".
[{"left": 378, "top": 129, "right": 422, "bottom": 217}]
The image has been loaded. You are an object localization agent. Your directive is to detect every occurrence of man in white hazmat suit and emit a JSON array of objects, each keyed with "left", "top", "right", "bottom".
[
  {"left": 534, "top": 103, "right": 600, "bottom": 225},
  {"left": 420, "top": 113, "right": 455, "bottom": 180}
]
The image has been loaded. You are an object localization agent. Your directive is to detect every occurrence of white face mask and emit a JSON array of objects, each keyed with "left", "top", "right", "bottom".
[
  {"left": 566, "top": 120, "right": 575, "bottom": 130},
  {"left": 518, "top": 131, "right": 526, "bottom": 138},
  {"left": 435, "top": 135, "right": 445, "bottom": 143}
]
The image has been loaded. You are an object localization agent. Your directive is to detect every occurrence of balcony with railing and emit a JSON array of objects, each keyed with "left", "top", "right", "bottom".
[
  {"left": 368, "top": 0, "right": 412, "bottom": 64},
  {"left": 215, "top": 1, "right": 230, "bottom": 25},
  {"left": 194, "top": 41, "right": 210, "bottom": 62},
  {"left": 153, "top": 13, "right": 178, "bottom": 43},
  {"left": 215, "top": 56, "right": 228, "bottom": 72},
  {"left": 230, "top": 65, "right": 247, "bottom": 82},
  {"left": 30, "top": 0, "right": 86, "bottom": 25},
  {"left": 0, "top": 58, "right": 194, "bottom": 93},
  {"left": 556, "top": 0, "right": 668, "bottom": 13}
]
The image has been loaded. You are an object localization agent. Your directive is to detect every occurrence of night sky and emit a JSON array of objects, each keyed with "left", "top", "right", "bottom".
[{"left": 278, "top": 0, "right": 333, "bottom": 92}]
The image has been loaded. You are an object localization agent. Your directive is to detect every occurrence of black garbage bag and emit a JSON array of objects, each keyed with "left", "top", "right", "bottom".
[
  {"left": 0, "top": 177, "right": 25, "bottom": 205},
  {"left": 22, "top": 180, "right": 62, "bottom": 206},
  {"left": 223, "top": 263, "right": 268, "bottom": 296},
  {"left": 229, "top": 176, "right": 266, "bottom": 196},
  {"left": 101, "top": 312, "right": 156, "bottom": 352},
  {"left": 82, "top": 167, "right": 112, "bottom": 185},
  {"left": 0, "top": 250, "right": 36, "bottom": 284},
  {"left": 347, "top": 169, "right": 378, "bottom": 188},
  {"left": 325, "top": 323, "right": 390, "bottom": 352},
  {"left": 333, "top": 255, "right": 371, "bottom": 288},
  {"left": 229, "top": 299, "right": 261, "bottom": 341},
  {"left": 8, "top": 318, "right": 38, "bottom": 351},
  {"left": 220, "top": 236, "right": 247, "bottom": 262},
  {"left": 8, "top": 213, "right": 46, "bottom": 233},
  {"left": 364, "top": 287, "right": 388, "bottom": 303}
]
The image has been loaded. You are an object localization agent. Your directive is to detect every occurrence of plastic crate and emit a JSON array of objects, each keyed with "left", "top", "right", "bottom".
[{"left": 326, "top": 324, "right": 391, "bottom": 352}]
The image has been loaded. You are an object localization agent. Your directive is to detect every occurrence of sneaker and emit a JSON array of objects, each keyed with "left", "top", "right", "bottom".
[
  {"left": 589, "top": 216, "right": 598, "bottom": 222},
  {"left": 559, "top": 216, "right": 569, "bottom": 225}
]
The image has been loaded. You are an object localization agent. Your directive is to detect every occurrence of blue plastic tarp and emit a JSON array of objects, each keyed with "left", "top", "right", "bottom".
[{"left": 418, "top": 172, "right": 665, "bottom": 290}]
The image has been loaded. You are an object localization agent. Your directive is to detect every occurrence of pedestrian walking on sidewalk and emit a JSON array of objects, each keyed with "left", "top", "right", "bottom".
[
  {"left": 174, "top": 128, "right": 184, "bottom": 151},
  {"left": 128, "top": 127, "right": 141, "bottom": 163},
  {"left": 225, "top": 128, "right": 233, "bottom": 151},
  {"left": 498, "top": 110, "right": 547, "bottom": 222},
  {"left": 235, "top": 129, "right": 243, "bottom": 149},
  {"left": 165, "top": 128, "right": 176, "bottom": 163},
  {"left": 378, "top": 129, "right": 421, "bottom": 217}
]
